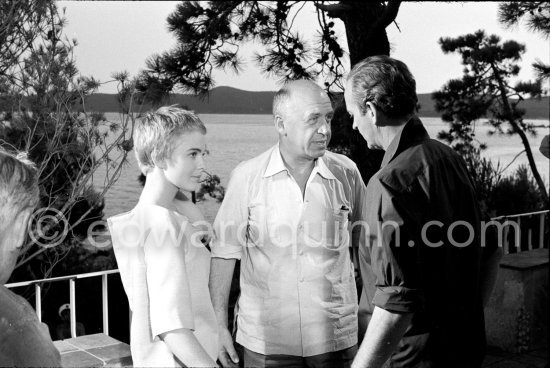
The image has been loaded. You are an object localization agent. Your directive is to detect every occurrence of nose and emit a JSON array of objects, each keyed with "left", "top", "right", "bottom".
[
  {"left": 318, "top": 120, "right": 329, "bottom": 135},
  {"left": 197, "top": 154, "right": 206, "bottom": 170},
  {"left": 352, "top": 119, "right": 357, "bottom": 130}
]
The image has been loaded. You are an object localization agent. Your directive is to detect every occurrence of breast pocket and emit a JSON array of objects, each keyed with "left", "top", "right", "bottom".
[
  {"left": 304, "top": 205, "right": 349, "bottom": 249},
  {"left": 326, "top": 207, "right": 350, "bottom": 248}
]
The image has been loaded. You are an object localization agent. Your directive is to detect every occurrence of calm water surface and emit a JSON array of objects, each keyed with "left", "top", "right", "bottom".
[{"left": 96, "top": 114, "right": 549, "bottom": 223}]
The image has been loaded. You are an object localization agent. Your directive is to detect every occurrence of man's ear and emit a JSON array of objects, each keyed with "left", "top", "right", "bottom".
[
  {"left": 275, "top": 115, "right": 286, "bottom": 136},
  {"left": 365, "top": 101, "right": 379, "bottom": 125},
  {"left": 6, "top": 209, "right": 32, "bottom": 252}
]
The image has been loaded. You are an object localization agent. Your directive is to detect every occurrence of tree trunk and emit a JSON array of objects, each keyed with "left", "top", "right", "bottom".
[
  {"left": 319, "top": 1, "right": 401, "bottom": 183},
  {"left": 341, "top": 1, "right": 401, "bottom": 64},
  {"left": 490, "top": 63, "right": 549, "bottom": 204},
  {"left": 317, "top": 1, "right": 401, "bottom": 63}
]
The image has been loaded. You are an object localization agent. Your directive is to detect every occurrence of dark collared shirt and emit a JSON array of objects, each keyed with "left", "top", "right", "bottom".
[{"left": 359, "top": 117, "right": 490, "bottom": 368}]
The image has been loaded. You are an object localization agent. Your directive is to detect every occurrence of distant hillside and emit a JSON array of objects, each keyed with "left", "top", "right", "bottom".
[
  {"left": 84, "top": 86, "right": 274, "bottom": 114},
  {"left": 416, "top": 94, "right": 549, "bottom": 121},
  {"left": 84, "top": 86, "right": 549, "bottom": 120}
]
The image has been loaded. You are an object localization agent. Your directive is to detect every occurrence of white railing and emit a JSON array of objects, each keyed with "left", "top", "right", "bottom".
[
  {"left": 5, "top": 211, "right": 547, "bottom": 338},
  {"left": 5, "top": 269, "right": 120, "bottom": 338},
  {"left": 491, "top": 210, "right": 549, "bottom": 254}
]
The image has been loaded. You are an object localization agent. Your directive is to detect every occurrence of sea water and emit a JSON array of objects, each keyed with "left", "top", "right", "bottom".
[{"left": 95, "top": 114, "right": 549, "bottom": 223}]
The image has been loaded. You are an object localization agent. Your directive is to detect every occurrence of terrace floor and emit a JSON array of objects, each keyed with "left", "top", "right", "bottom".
[
  {"left": 483, "top": 346, "right": 548, "bottom": 368},
  {"left": 52, "top": 333, "right": 548, "bottom": 367},
  {"left": 53, "top": 333, "right": 132, "bottom": 367}
]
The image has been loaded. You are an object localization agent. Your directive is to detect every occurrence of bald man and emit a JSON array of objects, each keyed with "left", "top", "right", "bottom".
[{"left": 210, "top": 80, "right": 367, "bottom": 367}]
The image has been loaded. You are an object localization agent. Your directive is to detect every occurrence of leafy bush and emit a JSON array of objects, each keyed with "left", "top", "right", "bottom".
[
  {"left": 465, "top": 150, "right": 546, "bottom": 218},
  {"left": 488, "top": 164, "right": 546, "bottom": 216}
]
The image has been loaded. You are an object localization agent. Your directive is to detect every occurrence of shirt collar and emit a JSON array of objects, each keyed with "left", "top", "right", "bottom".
[
  {"left": 263, "top": 145, "right": 337, "bottom": 180},
  {"left": 263, "top": 145, "right": 288, "bottom": 178},
  {"left": 316, "top": 154, "right": 337, "bottom": 180},
  {"left": 381, "top": 116, "right": 431, "bottom": 168}
]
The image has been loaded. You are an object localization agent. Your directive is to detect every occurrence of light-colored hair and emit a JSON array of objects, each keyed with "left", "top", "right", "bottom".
[
  {"left": 0, "top": 148, "right": 40, "bottom": 228},
  {"left": 272, "top": 80, "right": 326, "bottom": 118},
  {"left": 272, "top": 86, "right": 292, "bottom": 118},
  {"left": 346, "top": 55, "right": 418, "bottom": 119},
  {"left": 134, "top": 105, "right": 206, "bottom": 174}
]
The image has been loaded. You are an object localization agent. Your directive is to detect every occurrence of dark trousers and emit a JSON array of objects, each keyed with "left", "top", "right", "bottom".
[{"left": 243, "top": 345, "right": 357, "bottom": 368}]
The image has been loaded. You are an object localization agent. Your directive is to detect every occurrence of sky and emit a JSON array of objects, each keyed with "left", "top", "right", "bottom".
[{"left": 58, "top": 1, "right": 549, "bottom": 94}]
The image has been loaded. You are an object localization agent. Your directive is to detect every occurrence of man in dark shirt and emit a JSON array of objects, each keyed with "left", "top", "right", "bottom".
[{"left": 344, "top": 56, "right": 502, "bottom": 368}]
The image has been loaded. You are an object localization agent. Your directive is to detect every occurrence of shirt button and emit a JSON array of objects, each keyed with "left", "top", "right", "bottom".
[
  {"left": 300, "top": 277, "right": 305, "bottom": 282},
  {"left": 299, "top": 250, "right": 304, "bottom": 256},
  {"left": 298, "top": 224, "right": 303, "bottom": 230}
]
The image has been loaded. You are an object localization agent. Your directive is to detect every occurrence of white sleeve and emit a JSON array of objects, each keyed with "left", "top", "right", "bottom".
[{"left": 143, "top": 215, "right": 195, "bottom": 340}]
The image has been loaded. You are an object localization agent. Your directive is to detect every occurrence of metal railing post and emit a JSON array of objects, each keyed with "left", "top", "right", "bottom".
[
  {"left": 5, "top": 269, "right": 122, "bottom": 339},
  {"left": 503, "top": 220, "right": 509, "bottom": 254},
  {"left": 102, "top": 273, "right": 109, "bottom": 335},
  {"left": 69, "top": 278, "right": 77, "bottom": 338},
  {"left": 540, "top": 213, "right": 545, "bottom": 249},
  {"left": 35, "top": 283, "right": 42, "bottom": 322}
]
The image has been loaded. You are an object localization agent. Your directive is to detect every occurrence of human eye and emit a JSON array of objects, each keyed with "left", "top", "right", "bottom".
[{"left": 308, "top": 114, "right": 320, "bottom": 123}]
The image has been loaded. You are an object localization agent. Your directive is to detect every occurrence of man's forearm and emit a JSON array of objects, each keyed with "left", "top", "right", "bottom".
[
  {"left": 352, "top": 306, "right": 413, "bottom": 368},
  {"left": 209, "top": 257, "right": 237, "bottom": 327}
]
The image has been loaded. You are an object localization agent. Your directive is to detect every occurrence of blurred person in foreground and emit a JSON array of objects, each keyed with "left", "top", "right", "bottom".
[
  {"left": 344, "top": 56, "right": 502, "bottom": 368},
  {"left": 0, "top": 148, "right": 61, "bottom": 366},
  {"left": 210, "top": 80, "right": 367, "bottom": 367},
  {"left": 539, "top": 134, "right": 549, "bottom": 159},
  {"left": 108, "top": 106, "right": 218, "bottom": 367}
]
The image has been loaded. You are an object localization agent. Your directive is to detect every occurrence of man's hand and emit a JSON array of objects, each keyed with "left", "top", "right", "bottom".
[{"left": 217, "top": 327, "right": 239, "bottom": 367}]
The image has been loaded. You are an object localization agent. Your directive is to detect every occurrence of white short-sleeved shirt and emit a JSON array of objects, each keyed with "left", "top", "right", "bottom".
[
  {"left": 211, "top": 145, "right": 367, "bottom": 356},
  {"left": 108, "top": 204, "right": 218, "bottom": 367}
]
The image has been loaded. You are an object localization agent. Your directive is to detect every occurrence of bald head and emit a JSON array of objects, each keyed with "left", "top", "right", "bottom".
[
  {"left": 272, "top": 80, "right": 333, "bottom": 162},
  {"left": 272, "top": 80, "right": 329, "bottom": 118}
]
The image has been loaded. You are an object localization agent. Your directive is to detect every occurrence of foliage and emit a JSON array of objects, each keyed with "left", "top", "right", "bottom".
[
  {"left": 462, "top": 148, "right": 502, "bottom": 219},
  {"left": 138, "top": 1, "right": 400, "bottom": 96},
  {"left": 490, "top": 165, "right": 546, "bottom": 216},
  {"left": 499, "top": 1, "right": 550, "bottom": 37},
  {"left": 136, "top": 1, "right": 402, "bottom": 185},
  {"left": 1, "top": 1, "right": 135, "bottom": 282},
  {"left": 433, "top": 30, "right": 548, "bottom": 205},
  {"left": 498, "top": 2, "right": 550, "bottom": 82},
  {"left": 0, "top": 0, "right": 51, "bottom": 81},
  {"left": 195, "top": 173, "right": 225, "bottom": 202},
  {"left": 466, "top": 150, "right": 545, "bottom": 219}
]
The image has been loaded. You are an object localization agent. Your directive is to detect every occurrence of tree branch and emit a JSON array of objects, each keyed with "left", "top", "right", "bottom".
[
  {"left": 375, "top": 1, "right": 402, "bottom": 31},
  {"left": 314, "top": 1, "right": 352, "bottom": 19}
]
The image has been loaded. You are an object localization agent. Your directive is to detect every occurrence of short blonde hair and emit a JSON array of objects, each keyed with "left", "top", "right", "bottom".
[
  {"left": 134, "top": 106, "right": 206, "bottom": 174},
  {"left": 0, "top": 148, "right": 40, "bottom": 227}
]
